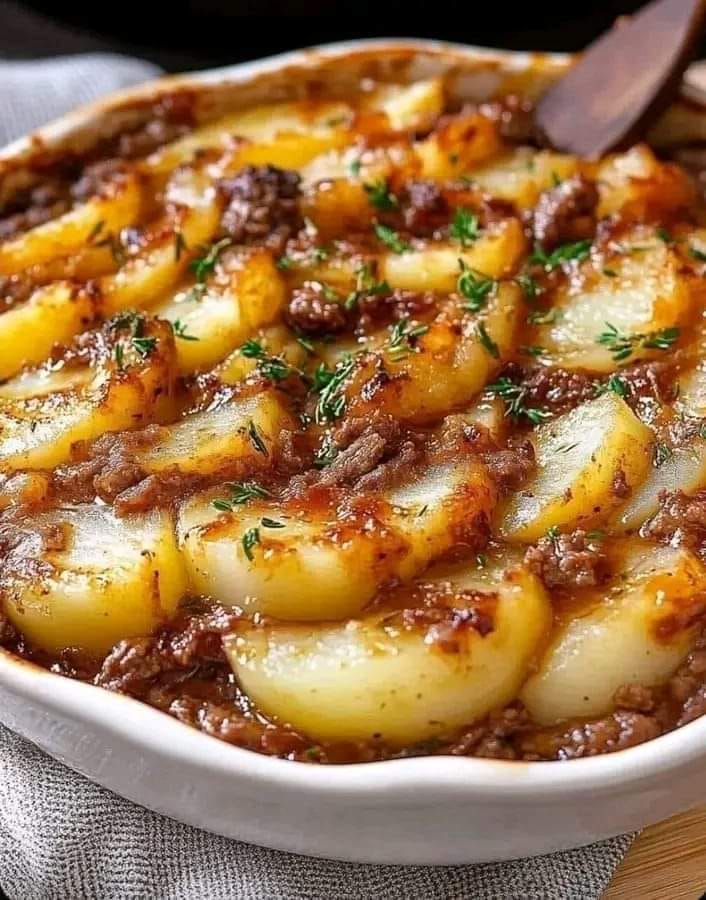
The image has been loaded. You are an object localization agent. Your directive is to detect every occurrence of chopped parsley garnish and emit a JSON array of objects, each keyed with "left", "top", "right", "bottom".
[
  {"left": 515, "top": 273, "right": 542, "bottom": 302},
  {"left": 247, "top": 419, "right": 268, "bottom": 456},
  {"left": 212, "top": 481, "right": 271, "bottom": 512},
  {"left": 261, "top": 517, "right": 285, "bottom": 529},
  {"left": 526, "top": 307, "right": 557, "bottom": 326},
  {"left": 345, "top": 262, "right": 390, "bottom": 310},
  {"left": 174, "top": 230, "right": 187, "bottom": 261},
  {"left": 242, "top": 527, "right": 260, "bottom": 561},
  {"left": 689, "top": 246, "right": 706, "bottom": 262},
  {"left": 653, "top": 443, "right": 673, "bottom": 467},
  {"left": 374, "top": 223, "right": 409, "bottom": 254},
  {"left": 475, "top": 322, "right": 499, "bottom": 359},
  {"left": 449, "top": 208, "right": 480, "bottom": 247},
  {"left": 190, "top": 237, "right": 232, "bottom": 283},
  {"left": 364, "top": 178, "right": 398, "bottom": 211},
  {"left": 313, "top": 355, "right": 357, "bottom": 424},
  {"left": 387, "top": 317, "right": 429, "bottom": 360},
  {"left": 596, "top": 323, "right": 680, "bottom": 362},
  {"left": 486, "top": 376, "right": 550, "bottom": 424},
  {"left": 171, "top": 319, "right": 199, "bottom": 341},
  {"left": 457, "top": 260, "right": 496, "bottom": 311},
  {"left": 529, "top": 239, "right": 592, "bottom": 271}
]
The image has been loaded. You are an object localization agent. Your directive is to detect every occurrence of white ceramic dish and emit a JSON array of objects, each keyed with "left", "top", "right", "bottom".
[{"left": 3, "top": 39, "right": 706, "bottom": 865}]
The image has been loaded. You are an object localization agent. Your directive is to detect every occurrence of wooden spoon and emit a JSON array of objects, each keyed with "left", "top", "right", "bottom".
[{"left": 536, "top": 0, "right": 706, "bottom": 158}]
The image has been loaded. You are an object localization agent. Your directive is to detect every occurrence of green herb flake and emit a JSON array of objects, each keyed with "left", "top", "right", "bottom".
[
  {"left": 87, "top": 219, "right": 106, "bottom": 243},
  {"left": 171, "top": 319, "right": 199, "bottom": 342},
  {"left": 475, "top": 553, "right": 487, "bottom": 568},
  {"left": 527, "top": 308, "right": 557, "bottom": 326},
  {"left": 689, "top": 246, "right": 706, "bottom": 262},
  {"left": 602, "top": 267, "right": 618, "bottom": 277},
  {"left": 313, "top": 355, "right": 357, "bottom": 425},
  {"left": 457, "top": 260, "right": 496, "bottom": 311},
  {"left": 530, "top": 239, "right": 592, "bottom": 271},
  {"left": 653, "top": 443, "right": 673, "bottom": 467},
  {"left": 364, "top": 178, "right": 398, "bottom": 212},
  {"left": 276, "top": 255, "right": 295, "bottom": 270},
  {"left": 449, "top": 208, "right": 480, "bottom": 247},
  {"left": 476, "top": 321, "right": 499, "bottom": 359},
  {"left": 516, "top": 273, "right": 542, "bottom": 303},
  {"left": 656, "top": 227, "right": 674, "bottom": 244},
  {"left": 247, "top": 419, "right": 268, "bottom": 456},
  {"left": 374, "top": 222, "right": 409, "bottom": 254},
  {"left": 114, "top": 342, "right": 125, "bottom": 371},
  {"left": 174, "top": 230, "right": 187, "bottom": 262},
  {"left": 242, "top": 527, "right": 260, "bottom": 561},
  {"left": 486, "top": 376, "right": 550, "bottom": 424},
  {"left": 387, "top": 317, "right": 429, "bottom": 360},
  {"left": 313, "top": 435, "right": 338, "bottom": 468},
  {"left": 586, "top": 529, "right": 604, "bottom": 541},
  {"left": 132, "top": 336, "right": 157, "bottom": 358},
  {"left": 190, "top": 236, "right": 232, "bottom": 283},
  {"left": 211, "top": 481, "right": 271, "bottom": 512},
  {"left": 348, "top": 159, "right": 362, "bottom": 177},
  {"left": 597, "top": 323, "right": 680, "bottom": 362},
  {"left": 520, "top": 345, "right": 546, "bottom": 358},
  {"left": 261, "top": 517, "right": 285, "bottom": 529},
  {"left": 345, "top": 261, "right": 390, "bottom": 310}
]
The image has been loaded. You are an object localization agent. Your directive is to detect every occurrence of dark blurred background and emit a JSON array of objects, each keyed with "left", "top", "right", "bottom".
[{"left": 0, "top": 0, "right": 689, "bottom": 72}]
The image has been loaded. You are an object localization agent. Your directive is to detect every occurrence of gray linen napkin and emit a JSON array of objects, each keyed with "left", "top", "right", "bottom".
[{"left": 0, "top": 53, "right": 636, "bottom": 899}]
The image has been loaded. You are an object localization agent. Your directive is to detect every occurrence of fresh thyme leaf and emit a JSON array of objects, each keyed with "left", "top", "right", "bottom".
[
  {"left": 132, "top": 336, "right": 157, "bottom": 358},
  {"left": 212, "top": 499, "right": 234, "bottom": 512},
  {"left": 242, "top": 527, "right": 260, "bottom": 561},
  {"left": 515, "top": 273, "right": 542, "bottom": 302},
  {"left": 530, "top": 239, "right": 592, "bottom": 271},
  {"left": 476, "top": 322, "right": 499, "bottom": 358},
  {"left": 374, "top": 222, "right": 409, "bottom": 254},
  {"left": 656, "top": 227, "right": 674, "bottom": 244},
  {"left": 417, "top": 504, "right": 428, "bottom": 517},
  {"left": 87, "top": 219, "right": 105, "bottom": 243},
  {"left": 387, "top": 317, "right": 429, "bottom": 359},
  {"left": 247, "top": 419, "right": 268, "bottom": 456},
  {"left": 96, "top": 232, "right": 127, "bottom": 266},
  {"left": 313, "top": 434, "right": 338, "bottom": 468},
  {"left": 551, "top": 171, "right": 562, "bottom": 187},
  {"left": 689, "top": 246, "right": 706, "bottom": 262},
  {"left": 171, "top": 319, "right": 199, "bottom": 341},
  {"left": 597, "top": 322, "right": 680, "bottom": 361},
  {"left": 364, "top": 178, "right": 398, "bottom": 211},
  {"left": 240, "top": 338, "right": 264, "bottom": 358},
  {"left": 174, "top": 230, "right": 186, "bottom": 261},
  {"left": 261, "top": 517, "right": 285, "bottom": 528},
  {"left": 190, "top": 237, "right": 232, "bottom": 283},
  {"left": 457, "top": 260, "right": 496, "bottom": 311},
  {"left": 527, "top": 308, "right": 557, "bottom": 325},
  {"left": 555, "top": 442, "right": 578, "bottom": 453},
  {"left": 586, "top": 529, "right": 604, "bottom": 540},
  {"left": 320, "top": 282, "right": 340, "bottom": 302},
  {"left": 449, "top": 208, "right": 480, "bottom": 247},
  {"left": 313, "top": 355, "right": 357, "bottom": 424},
  {"left": 653, "top": 443, "right": 673, "bottom": 467},
  {"left": 520, "top": 345, "right": 546, "bottom": 357},
  {"left": 348, "top": 158, "right": 362, "bottom": 177},
  {"left": 211, "top": 481, "right": 271, "bottom": 511},
  {"left": 296, "top": 334, "right": 315, "bottom": 354},
  {"left": 258, "top": 355, "right": 293, "bottom": 382},
  {"left": 546, "top": 525, "right": 560, "bottom": 541},
  {"left": 598, "top": 375, "right": 628, "bottom": 398},
  {"left": 345, "top": 262, "right": 390, "bottom": 310},
  {"left": 486, "top": 376, "right": 550, "bottom": 424},
  {"left": 114, "top": 342, "right": 125, "bottom": 371},
  {"left": 276, "top": 255, "right": 294, "bottom": 270},
  {"left": 602, "top": 267, "right": 618, "bottom": 277}
]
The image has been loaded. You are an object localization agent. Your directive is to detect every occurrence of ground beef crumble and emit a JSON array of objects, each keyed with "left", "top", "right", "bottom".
[
  {"left": 525, "top": 529, "right": 610, "bottom": 589},
  {"left": 532, "top": 174, "right": 599, "bottom": 251},
  {"left": 286, "top": 282, "right": 349, "bottom": 335},
  {"left": 641, "top": 489, "right": 706, "bottom": 551}
]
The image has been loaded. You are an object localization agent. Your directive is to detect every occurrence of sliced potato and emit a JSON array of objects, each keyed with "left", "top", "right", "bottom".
[
  {"left": 365, "top": 78, "right": 445, "bottom": 132},
  {"left": 537, "top": 230, "right": 691, "bottom": 372},
  {"left": 521, "top": 543, "right": 706, "bottom": 724},
  {"left": 215, "top": 324, "right": 308, "bottom": 385},
  {"left": 178, "top": 457, "right": 496, "bottom": 619},
  {"left": 497, "top": 393, "right": 653, "bottom": 541},
  {"left": 0, "top": 283, "right": 96, "bottom": 381},
  {"left": 153, "top": 249, "right": 286, "bottom": 374},
  {"left": 0, "top": 172, "right": 142, "bottom": 276},
  {"left": 346, "top": 281, "right": 522, "bottom": 424},
  {"left": 615, "top": 437, "right": 706, "bottom": 532},
  {"left": 597, "top": 145, "right": 695, "bottom": 220},
  {"left": 0, "top": 504, "right": 186, "bottom": 655},
  {"left": 415, "top": 112, "right": 502, "bottom": 179},
  {"left": 139, "top": 389, "right": 292, "bottom": 477},
  {"left": 380, "top": 218, "right": 527, "bottom": 290},
  {"left": 468, "top": 148, "right": 581, "bottom": 208},
  {"left": 226, "top": 557, "right": 550, "bottom": 745},
  {"left": 0, "top": 320, "right": 176, "bottom": 471}
]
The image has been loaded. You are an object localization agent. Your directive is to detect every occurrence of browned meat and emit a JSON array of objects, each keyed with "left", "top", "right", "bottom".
[
  {"left": 532, "top": 175, "right": 598, "bottom": 251},
  {"left": 641, "top": 489, "right": 706, "bottom": 549},
  {"left": 613, "top": 683, "right": 656, "bottom": 712},
  {"left": 550, "top": 711, "right": 662, "bottom": 760},
  {"left": 522, "top": 365, "right": 596, "bottom": 417},
  {"left": 400, "top": 180, "right": 449, "bottom": 236},
  {"left": 113, "top": 471, "right": 201, "bottom": 516},
  {"left": 356, "top": 288, "right": 436, "bottom": 332},
  {"left": 285, "top": 282, "right": 348, "bottom": 335},
  {"left": 70, "top": 159, "right": 126, "bottom": 202},
  {"left": 525, "top": 529, "right": 609, "bottom": 589},
  {"left": 219, "top": 165, "right": 302, "bottom": 253},
  {"left": 478, "top": 95, "right": 538, "bottom": 143},
  {"left": 482, "top": 440, "right": 536, "bottom": 493},
  {"left": 0, "top": 180, "right": 71, "bottom": 242},
  {"left": 0, "top": 274, "right": 35, "bottom": 310},
  {"left": 0, "top": 607, "right": 17, "bottom": 646},
  {"left": 447, "top": 704, "right": 531, "bottom": 760}
]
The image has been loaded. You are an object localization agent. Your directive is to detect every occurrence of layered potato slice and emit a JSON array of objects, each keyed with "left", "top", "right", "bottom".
[
  {"left": 345, "top": 281, "right": 523, "bottom": 424},
  {"left": 596, "top": 145, "right": 695, "bottom": 220},
  {"left": 415, "top": 111, "right": 502, "bottom": 179},
  {"left": 0, "top": 317, "right": 176, "bottom": 471},
  {"left": 0, "top": 282, "right": 97, "bottom": 381},
  {"left": 225, "top": 555, "right": 551, "bottom": 745},
  {"left": 498, "top": 393, "right": 653, "bottom": 541},
  {"left": 521, "top": 543, "right": 706, "bottom": 724},
  {"left": 215, "top": 324, "right": 309, "bottom": 385},
  {"left": 153, "top": 248, "right": 286, "bottom": 374},
  {"left": 467, "top": 147, "right": 582, "bottom": 208},
  {"left": 138, "top": 387, "right": 293, "bottom": 477},
  {"left": 534, "top": 227, "right": 693, "bottom": 373},
  {"left": 0, "top": 504, "right": 186, "bottom": 655},
  {"left": 0, "top": 171, "right": 142, "bottom": 276},
  {"left": 177, "top": 457, "right": 496, "bottom": 620}
]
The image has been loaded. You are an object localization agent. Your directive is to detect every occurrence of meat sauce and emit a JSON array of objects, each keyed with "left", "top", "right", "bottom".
[{"left": 3, "top": 80, "right": 706, "bottom": 763}]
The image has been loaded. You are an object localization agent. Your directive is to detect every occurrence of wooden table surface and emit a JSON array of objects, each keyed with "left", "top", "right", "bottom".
[{"left": 603, "top": 806, "right": 706, "bottom": 899}]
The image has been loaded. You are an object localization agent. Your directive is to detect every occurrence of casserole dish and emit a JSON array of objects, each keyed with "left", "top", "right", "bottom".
[{"left": 2, "top": 39, "right": 706, "bottom": 864}]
